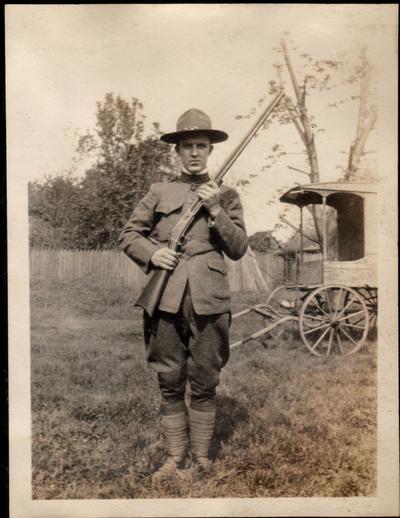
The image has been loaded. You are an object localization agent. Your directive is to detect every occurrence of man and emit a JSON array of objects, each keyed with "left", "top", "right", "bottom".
[{"left": 119, "top": 108, "right": 248, "bottom": 480}]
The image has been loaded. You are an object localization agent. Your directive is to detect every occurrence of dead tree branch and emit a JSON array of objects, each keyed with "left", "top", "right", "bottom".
[
  {"left": 279, "top": 215, "right": 320, "bottom": 245},
  {"left": 287, "top": 166, "right": 310, "bottom": 177}
]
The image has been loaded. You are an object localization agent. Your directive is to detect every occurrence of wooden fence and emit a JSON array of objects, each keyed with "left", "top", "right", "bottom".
[
  {"left": 30, "top": 248, "right": 323, "bottom": 293},
  {"left": 282, "top": 252, "right": 324, "bottom": 285},
  {"left": 30, "top": 248, "right": 323, "bottom": 292},
  {"left": 254, "top": 251, "right": 286, "bottom": 286},
  {"left": 30, "top": 248, "right": 147, "bottom": 292},
  {"left": 30, "top": 248, "right": 286, "bottom": 293}
]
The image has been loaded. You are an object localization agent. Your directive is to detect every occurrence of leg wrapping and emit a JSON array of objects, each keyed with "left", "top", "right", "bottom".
[
  {"left": 160, "top": 412, "right": 189, "bottom": 464},
  {"left": 189, "top": 407, "right": 216, "bottom": 461}
]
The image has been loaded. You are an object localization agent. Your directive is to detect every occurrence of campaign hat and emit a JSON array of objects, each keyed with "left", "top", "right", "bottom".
[{"left": 160, "top": 108, "right": 228, "bottom": 144}]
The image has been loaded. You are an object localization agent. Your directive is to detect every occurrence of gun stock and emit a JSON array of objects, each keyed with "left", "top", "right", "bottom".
[
  {"left": 135, "top": 91, "right": 284, "bottom": 317},
  {"left": 135, "top": 268, "right": 170, "bottom": 318}
]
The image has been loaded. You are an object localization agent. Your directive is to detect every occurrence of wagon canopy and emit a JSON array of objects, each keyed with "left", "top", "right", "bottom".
[
  {"left": 279, "top": 182, "right": 378, "bottom": 207},
  {"left": 279, "top": 182, "right": 378, "bottom": 270}
]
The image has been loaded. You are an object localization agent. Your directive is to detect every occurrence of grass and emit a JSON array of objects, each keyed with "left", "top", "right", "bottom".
[{"left": 30, "top": 277, "right": 377, "bottom": 499}]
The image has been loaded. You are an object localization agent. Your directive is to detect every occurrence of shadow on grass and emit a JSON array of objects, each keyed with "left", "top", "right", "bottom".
[{"left": 211, "top": 395, "right": 249, "bottom": 460}]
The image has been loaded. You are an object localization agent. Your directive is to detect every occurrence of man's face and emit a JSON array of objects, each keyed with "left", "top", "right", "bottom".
[{"left": 176, "top": 135, "right": 213, "bottom": 174}]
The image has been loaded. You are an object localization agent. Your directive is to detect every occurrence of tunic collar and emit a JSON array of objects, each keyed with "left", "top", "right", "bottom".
[{"left": 179, "top": 170, "right": 210, "bottom": 185}]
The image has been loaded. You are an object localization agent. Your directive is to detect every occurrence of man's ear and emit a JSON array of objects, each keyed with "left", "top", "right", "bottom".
[
  {"left": 209, "top": 144, "right": 214, "bottom": 155},
  {"left": 175, "top": 144, "right": 180, "bottom": 154}
]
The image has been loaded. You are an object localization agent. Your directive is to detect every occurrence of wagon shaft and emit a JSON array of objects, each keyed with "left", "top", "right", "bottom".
[{"left": 230, "top": 312, "right": 298, "bottom": 349}]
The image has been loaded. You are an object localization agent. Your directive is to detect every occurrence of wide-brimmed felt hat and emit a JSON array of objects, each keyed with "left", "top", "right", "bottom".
[{"left": 160, "top": 108, "right": 228, "bottom": 144}]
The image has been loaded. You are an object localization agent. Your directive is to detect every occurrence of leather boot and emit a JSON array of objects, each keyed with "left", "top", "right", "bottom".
[
  {"left": 151, "top": 412, "right": 189, "bottom": 483},
  {"left": 190, "top": 407, "right": 216, "bottom": 473}
]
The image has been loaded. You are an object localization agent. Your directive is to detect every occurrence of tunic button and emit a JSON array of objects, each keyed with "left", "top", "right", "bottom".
[{"left": 190, "top": 184, "right": 197, "bottom": 191}]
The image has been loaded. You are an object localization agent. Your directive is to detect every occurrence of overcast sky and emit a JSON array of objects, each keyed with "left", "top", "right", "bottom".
[{"left": 6, "top": 4, "right": 397, "bottom": 235}]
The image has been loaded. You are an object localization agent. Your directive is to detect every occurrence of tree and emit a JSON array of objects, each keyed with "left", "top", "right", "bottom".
[
  {"left": 345, "top": 48, "right": 377, "bottom": 181},
  {"left": 238, "top": 37, "right": 378, "bottom": 249},
  {"left": 71, "top": 94, "right": 176, "bottom": 249},
  {"left": 28, "top": 174, "right": 80, "bottom": 248},
  {"left": 29, "top": 93, "right": 176, "bottom": 249},
  {"left": 266, "top": 39, "right": 377, "bottom": 183}
]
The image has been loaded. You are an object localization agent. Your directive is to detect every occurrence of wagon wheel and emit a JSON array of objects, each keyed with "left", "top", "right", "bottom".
[
  {"left": 299, "top": 285, "right": 369, "bottom": 357},
  {"left": 356, "top": 287, "right": 378, "bottom": 330},
  {"left": 265, "top": 285, "right": 309, "bottom": 342}
]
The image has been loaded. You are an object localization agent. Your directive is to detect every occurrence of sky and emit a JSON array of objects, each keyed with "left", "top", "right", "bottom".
[{"left": 6, "top": 4, "right": 397, "bottom": 236}]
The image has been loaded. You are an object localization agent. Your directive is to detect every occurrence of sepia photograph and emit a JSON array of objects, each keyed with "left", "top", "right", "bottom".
[{"left": 6, "top": 4, "right": 398, "bottom": 517}]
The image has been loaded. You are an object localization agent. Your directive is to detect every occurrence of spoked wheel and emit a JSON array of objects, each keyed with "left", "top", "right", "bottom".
[
  {"left": 299, "top": 285, "right": 369, "bottom": 357},
  {"left": 265, "top": 285, "right": 310, "bottom": 342},
  {"left": 356, "top": 286, "right": 378, "bottom": 330}
]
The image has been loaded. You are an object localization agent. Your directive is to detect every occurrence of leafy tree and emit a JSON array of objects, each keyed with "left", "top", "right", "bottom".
[
  {"left": 71, "top": 94, "right": 176, "bottom": 248},
  {"left": 28, "top": 174, "right": 80, "bottom": 248},
  {"left": 29, "top": 93, "right": 176, "bottom": 249}
]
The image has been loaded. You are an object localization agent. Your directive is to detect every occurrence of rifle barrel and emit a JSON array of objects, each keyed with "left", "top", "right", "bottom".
[{"left": 215, "top": 91, "right": 284, "bottom": 183}]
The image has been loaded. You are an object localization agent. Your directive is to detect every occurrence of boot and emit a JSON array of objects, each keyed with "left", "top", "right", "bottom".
[
  {"left": 190, "top": 407, "right": 216, "bottom": 474},
  {"left": 152, "top": 412, "right": 189, "bottom": 483}
]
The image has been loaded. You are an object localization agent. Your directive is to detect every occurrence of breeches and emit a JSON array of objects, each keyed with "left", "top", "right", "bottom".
[{"left": 144, "top": 286, "right": 230, "bottom": 414}]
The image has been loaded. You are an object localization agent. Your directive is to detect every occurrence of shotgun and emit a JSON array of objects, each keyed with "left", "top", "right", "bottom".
[{"left": 135, "top": 90, "right": 284, "bottom": 317}]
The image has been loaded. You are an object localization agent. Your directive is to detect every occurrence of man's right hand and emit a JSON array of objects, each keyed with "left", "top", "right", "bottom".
[{"left": 150, "top": 248, "right": 180, "bottom": 270}]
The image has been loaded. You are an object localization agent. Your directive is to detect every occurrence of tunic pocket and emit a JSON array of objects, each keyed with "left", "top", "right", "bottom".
[
  {"left": 154, "top": 197, "right": 186, "bottom": 242},
  {"left": 207, "top": 255, "right": 227, "bottom": 275},
  {"left": 155, "top": 198, "right": 184, "bottom": 215}
]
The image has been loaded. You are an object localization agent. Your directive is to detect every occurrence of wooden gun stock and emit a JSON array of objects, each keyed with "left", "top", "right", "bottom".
[
  {"left": 135, "top": 91, "right": 284, "bottom": 317},
  {"left": 135, "top": 267, "right": 170, "bottom": 318}
]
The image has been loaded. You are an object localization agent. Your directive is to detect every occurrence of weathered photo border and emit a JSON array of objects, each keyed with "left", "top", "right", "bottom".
[{"left": 6, "top": 4, "right": 399, "bottom": 517}]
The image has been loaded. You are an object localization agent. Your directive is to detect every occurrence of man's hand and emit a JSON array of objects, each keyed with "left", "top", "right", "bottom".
[
  {"left": 150, "top": 248, "right": 180, "bottom": 270},
  {"left": 197, "top": 181, "right": 221, "bottom": 217}
]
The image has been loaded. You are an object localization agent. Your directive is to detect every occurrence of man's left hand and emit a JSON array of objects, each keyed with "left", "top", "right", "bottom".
[{"left": 197, "top": 181, "right": 221, "bottom": 217}]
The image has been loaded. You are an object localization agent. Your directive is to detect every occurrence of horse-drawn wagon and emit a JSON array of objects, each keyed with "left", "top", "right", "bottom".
[{"left": 231, "top": 182, "right": 378, "bottom": 357}]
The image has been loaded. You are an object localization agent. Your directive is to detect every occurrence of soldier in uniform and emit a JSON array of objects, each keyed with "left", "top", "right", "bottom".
[{"left": 119, "top": 108, "right": 248, "bottom": 480}]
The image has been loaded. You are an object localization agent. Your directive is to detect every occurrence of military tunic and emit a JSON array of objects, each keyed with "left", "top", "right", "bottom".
[
  {"left": 119, "top": 171, "right": 248, "bottom": 412},
  {"left": 119, "top": 172, "right": 248, "bottom": 314}
]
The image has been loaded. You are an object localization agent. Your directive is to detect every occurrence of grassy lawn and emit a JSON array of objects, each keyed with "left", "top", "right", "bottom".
[{"left": 30, "top": 278, "right": 377, "bottom": 499}]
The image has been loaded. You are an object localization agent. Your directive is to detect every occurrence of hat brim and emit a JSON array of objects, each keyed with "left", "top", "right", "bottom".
[{"left": 160, "top": 129, "right": 228, "bottom": 144}]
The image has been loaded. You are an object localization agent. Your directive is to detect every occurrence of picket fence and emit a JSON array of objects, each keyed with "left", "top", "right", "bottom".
[{"left": 30, "top": 248, "right": 287, "bottom": 293}]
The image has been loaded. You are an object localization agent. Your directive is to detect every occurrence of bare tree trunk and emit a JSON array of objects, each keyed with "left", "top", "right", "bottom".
[
  {"left": 345, "top": 57, "right": 377, "bottom": 180},
  {"left": 280, "top": 39, "right": 322, "bottom": 247},
  {"left": 281, "top": 39, "right": 320, "bottom": 183}
]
